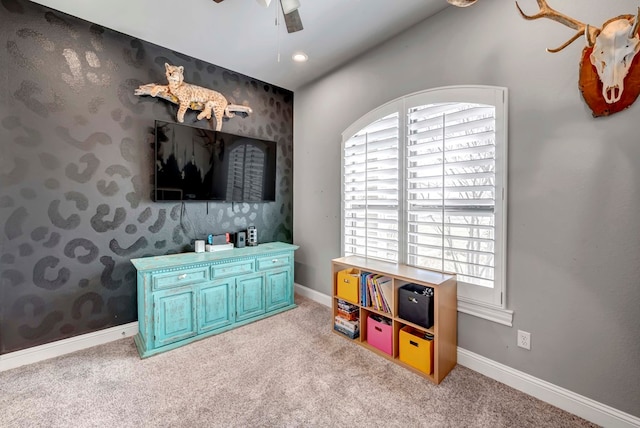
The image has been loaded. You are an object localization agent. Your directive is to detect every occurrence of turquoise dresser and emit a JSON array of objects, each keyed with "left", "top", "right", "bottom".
[{"left": 131, "top": 242, "right": 299, "bottom": 358}]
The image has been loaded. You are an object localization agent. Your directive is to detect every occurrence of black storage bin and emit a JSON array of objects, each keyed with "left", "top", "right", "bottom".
[{"left": 397, "top": 283, "right": 434, "bottom": 329}]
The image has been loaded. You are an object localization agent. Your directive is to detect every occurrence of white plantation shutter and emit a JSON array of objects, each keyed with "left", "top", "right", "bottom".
[
  {"left": 406, "top": 102, "right": 496, "bottom": 290},
  {"left": 343, "top": 111, "right": 400, "bottom": 262},
  {"left": 341, "top": 87, "right": 508, "bottom": 314}
]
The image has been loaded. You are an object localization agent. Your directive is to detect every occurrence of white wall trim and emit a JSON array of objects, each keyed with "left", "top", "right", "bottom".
[
  {"left": 457, "top": 299, "right": 514, "bottom": 327},
  {"left": 0, "top": 322, "right": 138, "bottom": 373},
  {"left": 458, "top": 348, "right": 640, "bottom": 428},
  {"left": 2, "top": 293, "right": 638, "bottom": 428},
  {"left": 2, "top": 284, "right": 327, "bottom": 373},
  {"left": 295, "top": 282, "right": 332, "bottom": 307},
  {"left": 295, "top": 285, "right": 639, "bottom": 427}
]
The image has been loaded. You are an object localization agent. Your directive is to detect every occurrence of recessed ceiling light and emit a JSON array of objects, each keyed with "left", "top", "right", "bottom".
[{"left": 292, "top": 52, "right": 308, "bottom": 63}]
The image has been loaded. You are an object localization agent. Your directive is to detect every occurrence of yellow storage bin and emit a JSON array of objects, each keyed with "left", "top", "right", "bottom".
[
  {"left": 336, "top": 268, "right": 359, "bottom": 303},
  {"left": 399, "top": 326, "right": 433, "bottom": 375}
]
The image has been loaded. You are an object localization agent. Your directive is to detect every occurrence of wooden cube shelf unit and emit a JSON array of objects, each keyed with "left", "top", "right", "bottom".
[{"left": 331, "top": 256, "right": 457, "bottom": 384}]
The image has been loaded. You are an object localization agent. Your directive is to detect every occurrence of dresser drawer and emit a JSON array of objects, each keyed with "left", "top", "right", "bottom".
[
  {"left": 256, "top": 254, "right": 291, "bottom": 271},
  {"left": 152, "top": 266, "right": 209, "bottom": 291},
  {"left": 211, "top": 259, "right": 255, "bottom": 279}
]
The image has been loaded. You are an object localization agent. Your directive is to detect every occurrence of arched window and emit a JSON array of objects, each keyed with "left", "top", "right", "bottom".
[{"left": 342, "top": 86, "right": 511, "bottom": 323}]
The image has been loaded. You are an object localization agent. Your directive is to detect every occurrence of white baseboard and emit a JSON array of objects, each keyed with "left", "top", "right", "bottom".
[
  {"left": 1, "top": 285, "right": 327, "bottom": 372},
  {"left": 2, "top": 291, "right": 638, "bottom": 428},
  {"left": 458, "top": 348, "right": 640, "bottom": 428},
  {"left": 295, "top": 282, "right": 332, "bottom": 307},
  {"left": 295, "top": 284, "right": 640, "bottom": 427},
  {"left": 0, "top": 322, "right": 138, "bottom": 372},
  {"left": 0, "top": 286, "right": 328, "bottom": 373}
]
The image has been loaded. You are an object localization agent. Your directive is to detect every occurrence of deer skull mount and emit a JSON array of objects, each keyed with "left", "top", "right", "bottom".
[{"left": 516, "top": 1, "right": 640, "bottom": 117}]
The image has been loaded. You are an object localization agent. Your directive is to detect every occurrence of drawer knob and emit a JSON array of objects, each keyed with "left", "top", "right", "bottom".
[
  {"left": 178, "top": 274, "right": 187, "bottom": 280},
  {"left": 272, "top": 259, "right": 278, "bottom": 263}
]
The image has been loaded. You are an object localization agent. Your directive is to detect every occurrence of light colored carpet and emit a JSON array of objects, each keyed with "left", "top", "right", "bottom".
[{"left": 1, "top": 296, "right": 595, "bottom": 427}]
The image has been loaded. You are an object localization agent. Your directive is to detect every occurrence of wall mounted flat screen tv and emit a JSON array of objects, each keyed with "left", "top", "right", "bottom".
[{"left": 153, "top": 120, "right": 277, "bottom": 202}]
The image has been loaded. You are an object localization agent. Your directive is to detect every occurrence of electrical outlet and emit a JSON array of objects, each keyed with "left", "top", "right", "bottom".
[{"left": 517, "top": 330, "right": 531, "bottom": 350}]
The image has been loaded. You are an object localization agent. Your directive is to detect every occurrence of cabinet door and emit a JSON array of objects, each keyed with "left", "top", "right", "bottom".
[
  {"left": 236, "top": 274, "right": 266, "bottom": 322},
  {"left": 198, "top": 279, "right": 235, "bottom": 333},
  {"left": 265, "top": 268, "right": 291, "bottom": 311},
  {"left": 153, "top": 287, "right": 196, "bottom": 347}
]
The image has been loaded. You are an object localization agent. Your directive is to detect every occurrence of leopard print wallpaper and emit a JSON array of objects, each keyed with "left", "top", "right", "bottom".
[{"left": 0, "top": 0, "right": 294, "bottom": 354}]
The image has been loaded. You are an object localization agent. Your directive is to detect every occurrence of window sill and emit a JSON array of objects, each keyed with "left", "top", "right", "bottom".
[{"left": 458, "top": 299, "right": 513, "bottom": 327}]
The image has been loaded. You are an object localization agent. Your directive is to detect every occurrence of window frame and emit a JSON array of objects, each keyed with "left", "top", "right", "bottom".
[{"left": 341, "top": 86, "right": 513, "bottom": 325}]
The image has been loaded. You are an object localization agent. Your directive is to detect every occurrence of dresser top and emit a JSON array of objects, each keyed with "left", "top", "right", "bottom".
[{"left": 131, "top": 241, "right": 298, "bottom": 271}]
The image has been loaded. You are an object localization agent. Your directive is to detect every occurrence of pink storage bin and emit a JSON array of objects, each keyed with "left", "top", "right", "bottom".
[{"left": 367, "top": 315, "right": 392, "bottom": 355}]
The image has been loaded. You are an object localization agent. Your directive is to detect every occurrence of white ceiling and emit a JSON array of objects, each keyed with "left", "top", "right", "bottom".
[{"left": 30, "top": 0, "right": 450, "bottom": 91}]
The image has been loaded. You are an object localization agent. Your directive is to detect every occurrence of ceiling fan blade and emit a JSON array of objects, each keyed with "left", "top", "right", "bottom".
[
  {"left": 214, "top": 0, "right": 303, "bottom": 33},
  {"left": 283, "top": 9, "right": 303, "bottom": 33},
  {"left": 280, "top": 0, "right": 300, "bottom": 14}
]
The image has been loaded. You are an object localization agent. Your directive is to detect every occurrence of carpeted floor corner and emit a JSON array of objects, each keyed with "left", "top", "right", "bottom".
[{"left": 0, "top": 296, "right": 596, "bottom": 427}]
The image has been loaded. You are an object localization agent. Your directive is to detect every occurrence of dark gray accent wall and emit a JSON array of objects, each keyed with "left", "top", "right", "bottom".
[{"left": 0, "top": 0, "right": 293, "bottom": 354}]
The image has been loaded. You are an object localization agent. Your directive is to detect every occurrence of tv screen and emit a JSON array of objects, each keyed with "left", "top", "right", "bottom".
[{"left": 153, "top": 120, "right": 277, "bottom": 202}]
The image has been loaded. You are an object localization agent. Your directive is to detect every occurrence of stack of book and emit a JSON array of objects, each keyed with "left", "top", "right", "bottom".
[
  {"left": 336, "top": 299, "right": 358, "bottom": 321},
  {"left": 360, "top": 273, "right": 393, "bottom": 313},
  {"left": 334, "top": 316, "right": 359, "bottom": 339},
  {"left": 335, "top": 299, "right": 360, "bottom": 339}
]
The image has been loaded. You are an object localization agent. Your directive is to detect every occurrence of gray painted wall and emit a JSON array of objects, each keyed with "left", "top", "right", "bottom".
[{"left": 293, "top": 0, "right": 640, "bottom": 418}]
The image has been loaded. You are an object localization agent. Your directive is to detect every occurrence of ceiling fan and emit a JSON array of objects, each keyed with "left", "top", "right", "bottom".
[{"left": 213, "top": 0, "right": 304, "bottom": 33}]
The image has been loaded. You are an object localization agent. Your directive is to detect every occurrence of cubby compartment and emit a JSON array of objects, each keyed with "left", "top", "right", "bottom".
[
  {"left": 334, "top": 299, "right": 360, "bottom": 340},
  {"left": 331, "top": 256, "right": 457, "bottom": 384},
  {"left": 365, "top": 314, "right": 393, "bottom": 356},
  {"left": 399, "top": 325, "right": 434, "bottom": 375},
  {"left": 336, "top": 298, "right": 359, "bottom": 321},
  {"left": 397, "top": 283, "right": 434, "bottom": 329},
  {"left": 360, "top": 272, "right": 393, "bottom": 315},
  {"left": 333, "top": 317, "right": 359, "bottom": 339},
  {"left": 336, "top": 268, "right": 360, "bottom": 304}
]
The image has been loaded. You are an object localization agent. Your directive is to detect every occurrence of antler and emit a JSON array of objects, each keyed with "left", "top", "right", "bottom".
[
  {"left": 515, "top": 0, "right": 601, "bottom": 53},
  {"left": 632, "top": 7, "right": 640, "bottom": 39}
]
